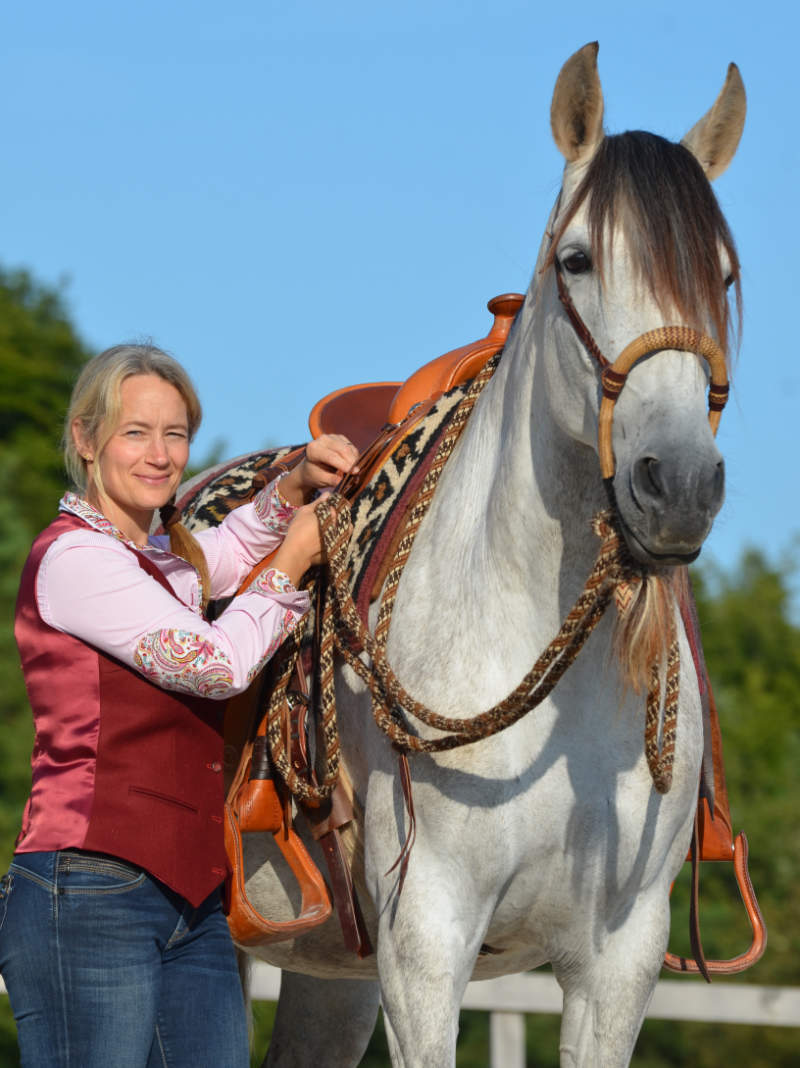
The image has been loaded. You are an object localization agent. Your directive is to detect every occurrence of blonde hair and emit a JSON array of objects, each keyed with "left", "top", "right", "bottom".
[{"left": 64, "top": 343, "right": 202, "bottom": 495}]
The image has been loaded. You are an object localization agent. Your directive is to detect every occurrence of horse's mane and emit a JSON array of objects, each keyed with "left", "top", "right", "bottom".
[{"left": 549, "top": 131, "right": 742, "bottom": 354}]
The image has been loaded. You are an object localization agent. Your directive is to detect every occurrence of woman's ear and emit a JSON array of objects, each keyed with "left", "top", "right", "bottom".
[{"left": 72, "top": 418, "right": 94, "bottom": 462}]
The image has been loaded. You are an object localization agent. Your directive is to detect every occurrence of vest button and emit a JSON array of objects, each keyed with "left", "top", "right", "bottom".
[{"left": 206, "top": 761, "right": 222, "bottom": 772}]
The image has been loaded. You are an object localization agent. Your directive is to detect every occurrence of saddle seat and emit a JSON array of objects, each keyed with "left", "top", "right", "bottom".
[{"left": 308, "top": 293, "right": 524, "bottom": 450}]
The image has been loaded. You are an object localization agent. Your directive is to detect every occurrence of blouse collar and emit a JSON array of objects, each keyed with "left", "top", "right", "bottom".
[{"left": 59, "top": 492, "right": 151, "bottom": 551}]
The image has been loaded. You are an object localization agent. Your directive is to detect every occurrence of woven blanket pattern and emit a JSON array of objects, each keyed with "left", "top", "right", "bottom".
[
  {"left": 344, "top": 365, "right": 498, "bottom": 618},
  {"left": 180, "top": 446, "right": 303, "bottom": 532}
]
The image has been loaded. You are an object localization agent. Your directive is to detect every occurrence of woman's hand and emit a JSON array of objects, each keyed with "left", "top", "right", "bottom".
[
  {"left": 279, "top": 435, "right": 359, "bottom": 506},
  {"left": 269, "top": 502, "right": 325, "bottom": 587}
]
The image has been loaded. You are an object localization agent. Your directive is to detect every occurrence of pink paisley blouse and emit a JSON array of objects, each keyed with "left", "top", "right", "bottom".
[{"left": 36, "top": 478, "right": 310, "bottom": 699}]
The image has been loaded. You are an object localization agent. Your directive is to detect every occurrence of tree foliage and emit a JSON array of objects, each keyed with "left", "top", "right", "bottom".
[
  {"left": 0, "top": 266, "right": 797, "bottom": 1065},
  {"left": 0, "top": 268, "right": 93, "bottom": 1061},
  {"left": 0, "top": 267, "right": 92, "bottom": 815}
]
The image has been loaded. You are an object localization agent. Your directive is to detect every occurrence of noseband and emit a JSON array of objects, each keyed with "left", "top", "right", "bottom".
[{"left": 554, "top": 264, "right": 730, "bottom": 479}]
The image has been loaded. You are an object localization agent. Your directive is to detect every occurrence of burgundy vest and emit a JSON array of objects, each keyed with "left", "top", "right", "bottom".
[{"left": 15, "top": 513, "right": 228, "bottom": 908}]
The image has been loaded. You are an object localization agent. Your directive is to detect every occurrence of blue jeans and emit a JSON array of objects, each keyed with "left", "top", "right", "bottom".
[{"left": 0, "top": 850, "right": 249, "bottom": 1067}]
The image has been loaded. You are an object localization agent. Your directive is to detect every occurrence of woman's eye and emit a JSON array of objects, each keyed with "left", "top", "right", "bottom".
[{"left": 561, "top": 250, "right": 591, "bottom": 275}]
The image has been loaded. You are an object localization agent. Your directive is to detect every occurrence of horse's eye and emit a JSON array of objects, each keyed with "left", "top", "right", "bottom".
[{"left": 561, "top": 250, "right": 591, "bottom": 275}]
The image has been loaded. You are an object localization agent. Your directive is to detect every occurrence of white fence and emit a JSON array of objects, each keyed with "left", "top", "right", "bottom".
[
  {"left": 3, "top": 967, "right": 799, "bottom": 1067},
  {"left": 247, "top": 965, "right": 800, "bottom": 1068}
]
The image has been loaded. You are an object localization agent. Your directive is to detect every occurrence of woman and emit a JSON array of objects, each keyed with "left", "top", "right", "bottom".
[{"left": 0, "top": 343, "right": 358, "bottom": 1066}]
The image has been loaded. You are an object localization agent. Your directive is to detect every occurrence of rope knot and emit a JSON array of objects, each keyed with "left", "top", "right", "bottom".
[
  {"left": 592, "top": 510, "right": 679, "bottom": 794},
  {"left": 591, "top": 509, "right": 645, "bottom": 618}
]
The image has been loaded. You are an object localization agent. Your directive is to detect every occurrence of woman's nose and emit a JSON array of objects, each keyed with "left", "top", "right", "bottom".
[{"left": 146, "top": 436, "right": 170, "bottom": 464}]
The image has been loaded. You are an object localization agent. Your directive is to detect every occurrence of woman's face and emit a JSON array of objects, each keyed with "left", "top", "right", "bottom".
[{"left": 77, "top": 373, "right": 190, "bottom": 543}]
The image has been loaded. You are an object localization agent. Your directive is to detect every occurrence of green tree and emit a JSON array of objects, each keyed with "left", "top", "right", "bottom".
[
  {"left": 0, "top": 268, "right": 92, "bottom": 533},
  {"left": 0, "top": 267, "right": 93, "bottom": 839},
  {"left": 0, "top": 267, "right": 93, "bottom": 1061}
]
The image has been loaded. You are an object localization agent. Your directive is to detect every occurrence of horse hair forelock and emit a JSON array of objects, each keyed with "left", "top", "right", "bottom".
[{"left": 547, "top": 131, "right": 742, "bottom": 355}]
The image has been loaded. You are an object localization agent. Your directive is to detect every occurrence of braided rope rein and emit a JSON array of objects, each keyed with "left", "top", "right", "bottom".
[{"left": 265, "top": 361, "right": 680, "bottom": 804}]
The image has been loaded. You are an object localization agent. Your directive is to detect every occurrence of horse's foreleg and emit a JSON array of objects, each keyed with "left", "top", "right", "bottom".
[
  {"left": 379, "top": 945, "right": 463, "bottom": 1067},
  {"left": 376, "top": 899, "right": 482, "bottom": 1068},
  {"left": 555, "top": 897, "right": 669, "bottom": 1067},
  {"left": 262, "top": 971, "right": 380, "bottom": 1068}
]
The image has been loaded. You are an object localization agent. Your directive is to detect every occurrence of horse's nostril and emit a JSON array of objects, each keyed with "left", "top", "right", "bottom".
[
  {"left": 713, "top": 459, "right": 725, "bottom": 499},
  {"left": 634, "top": 456, "right": 663, "bottom": 500},
  {"left": 645, "top": 458, "right": 663, "bottom": 496}
]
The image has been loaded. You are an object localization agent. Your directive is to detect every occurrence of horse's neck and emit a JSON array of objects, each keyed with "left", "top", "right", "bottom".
[
  {"left": 423, "top": 294, "right": 605, "bottom": 624},
  {"left": 385, "top": 300, "right": 612, "bottom": 714}
]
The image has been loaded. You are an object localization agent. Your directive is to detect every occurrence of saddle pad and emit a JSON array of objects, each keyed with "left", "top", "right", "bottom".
[{"left": 344, "top": 357, "right": 499, "bottom": 620}]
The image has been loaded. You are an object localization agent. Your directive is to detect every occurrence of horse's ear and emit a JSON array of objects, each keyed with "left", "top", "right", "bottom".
[
  {"left": 550, "top": 42, "right": 605, "bottom": 164},
  {"left": 681, "top": 63, "right": 746, "bottom": 180}
]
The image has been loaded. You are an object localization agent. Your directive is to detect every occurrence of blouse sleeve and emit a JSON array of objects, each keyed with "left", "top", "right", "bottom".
[
  {"left": 37, "top": 529, "right": 310, "bottom": 700},
  {"left": 186, "top": 475, "right": 300, "bottom": 600}
]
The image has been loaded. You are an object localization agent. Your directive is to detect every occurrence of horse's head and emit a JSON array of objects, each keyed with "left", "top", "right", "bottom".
[{"left": 538, "top": 42, "right": 745, "bottom": 567}]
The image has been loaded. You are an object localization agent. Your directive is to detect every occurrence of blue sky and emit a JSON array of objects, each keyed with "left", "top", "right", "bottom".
[{"left": 2, "top": 1, "right": 796, "bottom": 581}]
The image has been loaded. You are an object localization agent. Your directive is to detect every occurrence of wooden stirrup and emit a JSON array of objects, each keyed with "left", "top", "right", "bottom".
[
  {"left": 664, "top": 829, "right": 767, "bottom": 977},
  {"left": 224, "top": 721, "right": 331, "bottom": 947}
]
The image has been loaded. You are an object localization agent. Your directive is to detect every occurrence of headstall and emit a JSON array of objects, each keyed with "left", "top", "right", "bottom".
[{"left": 553, "top": 261, "right": 730, "bottom": 479}]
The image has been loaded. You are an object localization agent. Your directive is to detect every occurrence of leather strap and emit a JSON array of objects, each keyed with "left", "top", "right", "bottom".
[
  {"left": 555, "top": 263, "right": 610, "bottom": 370},
  {"left": 317, "top": 827, "right": 373, "bottom": 958},
  {"left": 383, "top": 753, "right": 416, "bottom": 894},
  {"left": 688, "top": 808, "right": 712, "bottom": 982},
  {"left": 289, "top": 627, "right": 374, "bottom": 957},
  {"left": 555, "top": 261, "right": 728, "bottom": 479}
]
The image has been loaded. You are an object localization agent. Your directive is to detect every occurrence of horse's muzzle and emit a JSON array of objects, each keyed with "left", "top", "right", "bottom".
[{"left": 613, "top": 449, "right": 725, "bottom": 566}]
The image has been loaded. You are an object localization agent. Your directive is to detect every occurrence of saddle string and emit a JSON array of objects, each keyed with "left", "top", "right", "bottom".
[{"left": 263, "top": 359, "right": 680, "bottom": 806}]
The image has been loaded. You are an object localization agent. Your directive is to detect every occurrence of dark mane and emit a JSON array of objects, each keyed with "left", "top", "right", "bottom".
[{"left": 551, "top": 131, "right": 741, "bottom": 352}]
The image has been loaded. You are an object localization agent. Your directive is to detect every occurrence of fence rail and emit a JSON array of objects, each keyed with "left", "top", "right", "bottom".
[
  {"left": 3, "top": 967, "right": 798, "bottom": 1067},
  {"left": 248, "top": 966, "right": 800, "bottom": 1068},
  {"left": 246, "top": 964, "right": 799, "bottom": 1027}
]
